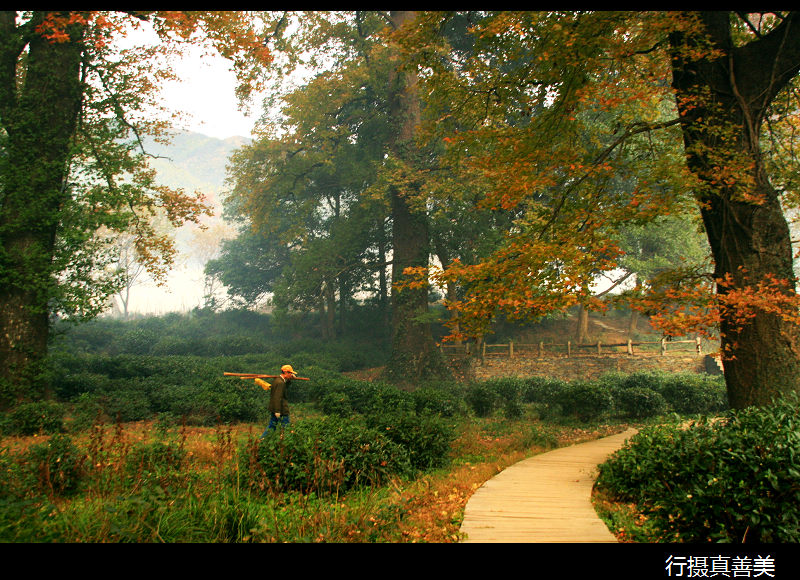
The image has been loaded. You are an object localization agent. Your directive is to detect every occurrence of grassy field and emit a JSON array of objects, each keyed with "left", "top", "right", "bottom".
[{"left": 0, "top": 403, "right": 630, "bottom": 543}]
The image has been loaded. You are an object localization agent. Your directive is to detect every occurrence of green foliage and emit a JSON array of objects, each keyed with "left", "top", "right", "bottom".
[
  {"left": 365, "top": 412, "right": 457, "bottom": 472},
  {"left": 320, "top": 391, "right": 353, "bottom": 416},
  {"left": 123, "top": 441, "right": 188, "bottom": 488},
  {"left": 554, "top": 381, "right": 615, "bottom": 422},
  {"left": 118, "top": 328, "right": 159, "bottom": 355},
  {"left": 22, "top": 434, "right": 86, "bottom": 497},
  {"left": 148, "top": 378, "right": 264, "bottom": 426},
  {"left": 596, "top": 393, "right": 800, "bottom": 542},
  {"left": 240, "top": 417, "right": 412, "bottom": 495},
  {"left": 465, "top": 383, "right": 497, "bottom": 417},
  {"left": 655, "top": 373, "right": 728, "bottom": 415},
  {"left": 612, "top": 386, "right": 669, "bottom": 419},
  {"left": 316, "top": 379, "right": 415, "bottom": 417},
  {"left": 411, "top": 384, "right": 465, "bottom": 417},
  {"left": 2, "top": 401, "right": 65, "bottom": 436}
]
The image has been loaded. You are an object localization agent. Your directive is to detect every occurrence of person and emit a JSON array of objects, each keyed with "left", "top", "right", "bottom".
[{"left": 259, "top": 364, "right": 297, "bottom": 438}]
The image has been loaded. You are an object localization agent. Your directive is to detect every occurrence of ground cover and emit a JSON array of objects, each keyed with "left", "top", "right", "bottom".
[{"left": 0, "top": 406, "right": 627, "bottom": 542}]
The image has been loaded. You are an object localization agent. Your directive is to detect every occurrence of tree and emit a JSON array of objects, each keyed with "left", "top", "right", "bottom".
[
  {"left": 217, "top": 55, "right": 392, "bottom": 337},
  {"left": 399, "top": 11, "right": 800, "bottom": 408},
  {"left": 0, "top": 11, "right": 270, "bottom": 403},
  {"left": 382, "top": 11, "right": 448, "bottom": 380},
  {"left": 217, "top": 11, "right": 451, "bottom": 378},
  {"left": 666, "top": 11, "right": 800, "bottom": 408},
  {"left": 110, "top": 232, "right": 149, "bottom": 319},
  {"left": 614, "top": 214, "right": 710, "bottom": 337}
]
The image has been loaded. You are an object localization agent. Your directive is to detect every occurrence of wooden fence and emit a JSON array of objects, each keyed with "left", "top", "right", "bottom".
[{"left": 440, "top": 336, "right": 704, "bottom": 359}]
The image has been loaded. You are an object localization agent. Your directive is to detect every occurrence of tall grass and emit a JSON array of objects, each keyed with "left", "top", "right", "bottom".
[{"left": 1, "top": 359, "right": 732, "bottom": 542}]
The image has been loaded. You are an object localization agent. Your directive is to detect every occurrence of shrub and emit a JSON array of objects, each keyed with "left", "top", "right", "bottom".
[
  {"left": 53, "top": 371, "right": 112, "bottom": 400},
  {"left": 465, "top": 383, "right": 496, "bottom": 417},
  {"left": 596, "top": 393, "right": 800, "bottom": 542},
  {"left": 601, "top": 370, "right": 667, "bottom": 392},
  {"left": 320, "top": 380, "right": 414, "bottom": 417},
  {"left": 22, "top": 434, "right": 86, "bottom": 496},
  {"left": 656, "top": 373, "right": 728, "bottom": 415},
  {"left": 240, "top": 417, "right": 411, "bottom": 495},
  {"left": 124, "top": 441, "right": 188, "bottom": 487},
  {"left": 411, "top": 385, "right": 464, "bottom": 418},
  {"left": 365, "top": 412, "right": 456, "bottom": 472},
  {"left": 612, "top": 386, "right": 669, "bottom": 419},
  {"left": 3, "top": 401, "right": 65, "bottom": 436},
  {"left": 118, "top": 328, "right": 158, "bottom": 355},
  {"left": 68, "top": 393, "right": 109, "bottom": 430},
  {"left": 320, "top": 391, "right": 353, "bottom": 416},
  {"left": 555, "top": 381, "right": 614, "bottom": 422},
  {"left": 103, "top": 387, "right": 154, "bottom": 423},
  {"left": 151, "top": 336, "right": 194, "bottom": 356},
  {"left": 520, "top": 377, "right": 567, "bottom": 406}
]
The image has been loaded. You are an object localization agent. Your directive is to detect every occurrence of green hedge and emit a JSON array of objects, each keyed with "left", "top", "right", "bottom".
[
  {"left": 239, "top": 417, "right": 412, "bottom": 495},
  {"left": 596, "top": 393, "right": 800, "bottom": 542}
]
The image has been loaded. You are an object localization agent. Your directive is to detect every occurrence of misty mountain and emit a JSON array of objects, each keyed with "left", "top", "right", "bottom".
[{"left": 143, "top": 131, "right": 251, "bottom": 211}]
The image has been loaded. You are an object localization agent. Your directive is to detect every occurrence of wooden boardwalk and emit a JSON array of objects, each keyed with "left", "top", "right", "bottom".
[{"left": 459, "top": 428, "right": 638, "bottom": 543}]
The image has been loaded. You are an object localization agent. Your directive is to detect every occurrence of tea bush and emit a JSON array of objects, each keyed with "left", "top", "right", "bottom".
[
  {"left": 597, "top": 370, "right": 667, "bottom": 392},
  {"left": 103, "top": 387, "right": 154, "bottom": 423},
  {"left": 554, "top": 381, "right": 614, "bottom": 422},
  {"left": 596, "top": 393, "right": 800, "bottom": 542},
  {"left": 465, "top": 383, "right": 496, "bottom": 417},
  {"left": 612, "top": 386, "right": 669, "bottom": 419},
  {"left": 240, "top": 417, "right": 411, "bottom": 495},
  {"left": 320, "top": 380, "right": 415, "bottom": 416},
  {"left": 320, "top": 391, "right": 353, "bottom": 416},
  {"left": 411, "top": 384, "right": 464, "bottom": 418},
  {"left": 52, "top": 371, "right": 112, "bottom": 400},
  {"left": 656, "top": 373, "right": 728, "bottom": 415},
  {"left": 148, "top": 379, "right": 264, "bottom": 426},
  {"left": 365, "top": 411, "right": 456, "bottom": 472},
  {"left": 2, "top": 400, "right": 65, "bottom": 436}
]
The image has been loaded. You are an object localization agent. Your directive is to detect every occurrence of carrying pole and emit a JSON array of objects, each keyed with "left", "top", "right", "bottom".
[{"left": 223, "top": 372, "right": 310, "bottom": 381}]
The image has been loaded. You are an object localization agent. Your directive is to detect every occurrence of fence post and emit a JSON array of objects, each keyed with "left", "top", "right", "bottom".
[
  {"left": 509, "top": 340, "right": 514, "bottom": 358},
  {"left": 627, "top": 339, "right": 633, "bottom": 355},
  {"left": 695, "top": 336, "right": 702, "bottom": 355},
  {"left": 567, "top": 341, "right": 571, "bottom": 357},
  {"left": 661, "top": 337, "right": 667, "bottom": 355},
  {"left": 539, "top": 341, "right": 544, "bottom": 356},
  {"left": 597, "top": 340, "right": 602, "bottom": 355}
]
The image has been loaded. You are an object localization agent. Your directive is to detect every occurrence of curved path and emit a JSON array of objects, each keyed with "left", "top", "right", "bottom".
[{"left": 459, "top": 428, "right": 638, "bottom": 543}]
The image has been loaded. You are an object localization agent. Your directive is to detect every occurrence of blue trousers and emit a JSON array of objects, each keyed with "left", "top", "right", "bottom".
[{"left": 259, "top": 414, "right": 289, "bottom": 438}]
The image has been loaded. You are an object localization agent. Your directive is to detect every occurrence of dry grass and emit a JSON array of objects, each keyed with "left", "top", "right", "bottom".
[{"left": 1, "top": 411, "right": 630, "bottom": 542}]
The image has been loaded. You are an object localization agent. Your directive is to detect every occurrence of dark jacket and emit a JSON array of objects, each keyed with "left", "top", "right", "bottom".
[{"left": 268, "top": 375, "right": 291, "bottom": 416}]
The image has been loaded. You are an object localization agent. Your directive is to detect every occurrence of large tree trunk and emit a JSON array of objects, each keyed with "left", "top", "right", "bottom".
[
  {"left": 669, "top": 12, "right": 800, "bottom": 408},
  {"left": 575, "top": 304, "right": 590, "bottom": 343},
  {"left": 0, "top": 13, "right": 86, "bottom": 405},
  {"left": 383, "top": 10, "right": 448, "bottom": 382}
]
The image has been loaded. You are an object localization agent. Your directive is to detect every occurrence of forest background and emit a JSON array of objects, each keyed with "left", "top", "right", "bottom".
[{"left": 3, "top": 11, "right": 800, "bottom": 547}]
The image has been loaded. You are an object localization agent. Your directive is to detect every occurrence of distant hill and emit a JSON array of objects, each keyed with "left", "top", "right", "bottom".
[{"left": 143, "top": 131, "right": 251, "bottom": 212}]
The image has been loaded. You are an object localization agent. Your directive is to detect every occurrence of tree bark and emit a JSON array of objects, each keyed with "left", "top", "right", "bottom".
[
  {"left": 0, "top": 13, "right": 86, "bottom": 405},
  {"left": 383, "top": 10, "right": 449, "bottom": 382},
  {"left": 669, "top": 11, "right": 800, "bottom": 408},
  {"left": 576, "top": 304, "right": 590, "bottom": 343}
]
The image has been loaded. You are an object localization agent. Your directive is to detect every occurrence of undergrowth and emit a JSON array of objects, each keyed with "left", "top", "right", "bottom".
[{"left": 0, "top": 410, "right": 626, "bottom": 542}]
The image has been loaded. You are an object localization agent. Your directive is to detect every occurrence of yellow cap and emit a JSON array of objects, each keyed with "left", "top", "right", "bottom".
[{"left": 281, "top": 364, "right": 297, "bottom": 376}]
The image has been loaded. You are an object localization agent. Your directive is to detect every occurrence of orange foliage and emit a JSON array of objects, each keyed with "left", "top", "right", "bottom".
[{"left": 624, "top": 268, "right": 800, "bottom": 358}]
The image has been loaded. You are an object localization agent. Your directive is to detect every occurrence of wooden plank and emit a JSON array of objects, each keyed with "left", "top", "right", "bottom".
[{"left": 460, "top": 429, "right": 638, "bottom": 543}]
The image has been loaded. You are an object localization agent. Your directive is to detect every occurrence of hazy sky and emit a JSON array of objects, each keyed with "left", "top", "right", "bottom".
[
  {"left": 127, "top": 45, "right": 259, "bottom": 314},
  {"left": 162, "top": 46, "right": 259, "bottom": 140}
]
